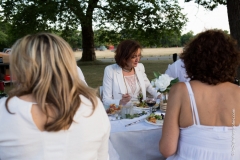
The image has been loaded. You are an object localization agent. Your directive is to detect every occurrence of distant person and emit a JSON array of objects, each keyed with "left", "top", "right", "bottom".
[
  {"left": 165, "top": 59, "right": 189, "bottom": 82},
  {"left": 159, "top": 29, "right": 240, "bottom": 159},
  {"left": 0, "top": 33, "right": 110, "bottom": 159},
  {"left": 102, "top": 40, "right": 160, "bottom": 107}
]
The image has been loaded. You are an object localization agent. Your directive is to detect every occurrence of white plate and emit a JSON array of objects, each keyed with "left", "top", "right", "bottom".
[
  {"left": 144, "top": 118, "right": 163, "bottom": 126},
  {"left": 133, "top": 103, "right": 159, "bottom": 110}
]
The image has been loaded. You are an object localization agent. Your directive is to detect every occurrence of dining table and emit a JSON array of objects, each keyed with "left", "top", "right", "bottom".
[{"left": 108, "top": 109, "right": 166, "bottom": 160}]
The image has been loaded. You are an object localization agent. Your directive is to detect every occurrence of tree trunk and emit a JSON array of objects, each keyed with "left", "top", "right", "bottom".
[
  {"left": 227, "top": 0, "right": 240, "bottom": 79},
  {"left": 227, "top": 1, "right": 240, "bottom": 47},
  {"left": 80, "top": 25, "right": 96, "bottom": 61}
]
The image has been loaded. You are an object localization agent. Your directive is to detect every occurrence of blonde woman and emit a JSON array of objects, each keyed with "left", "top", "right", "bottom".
[{"left": 0, "top": 33, "right": 110, "bottom": 159}]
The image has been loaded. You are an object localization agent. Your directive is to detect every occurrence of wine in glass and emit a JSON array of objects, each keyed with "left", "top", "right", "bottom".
[{"left": 146, "top": 97, "right": 156, "bottom": 114}]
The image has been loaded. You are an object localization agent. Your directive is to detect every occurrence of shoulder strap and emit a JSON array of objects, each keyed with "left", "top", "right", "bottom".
[{"left": 184, "top": 82, "right": 200, "bottom": 125}]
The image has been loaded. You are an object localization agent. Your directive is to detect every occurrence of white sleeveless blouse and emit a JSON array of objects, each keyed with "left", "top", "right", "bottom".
[
  {"left": 167, "top": 82, "right": 240, "bottom": 160},
  {"left": 0, "top": 96, "right": 110, "bottom": 160}
]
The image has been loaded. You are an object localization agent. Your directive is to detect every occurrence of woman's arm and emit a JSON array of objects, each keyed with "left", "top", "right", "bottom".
[
  {"left": 102, "top": 66, "right": 121, "bottom": 107},
  {"left": 138, "top": 63, "right": 160, "bottom": 98},
  {"left": 159, "top": 83, "right": 183, "bottom": 158}
]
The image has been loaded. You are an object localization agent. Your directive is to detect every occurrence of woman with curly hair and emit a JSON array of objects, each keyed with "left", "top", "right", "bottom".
[
  {"left": 159, "top": 29, "right": 240, "bottom": 160},
  {"left": 0, "top": 33, "right": 110, "bottom": 159}
]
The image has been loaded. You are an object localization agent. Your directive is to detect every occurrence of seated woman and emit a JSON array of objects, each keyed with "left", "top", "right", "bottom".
[
  {"left": 0, "top": 33, "right": 110, "bottom": 159},
  {"left": 102, "top": 40, "right": 160, "bottom": 107},
  {"left": 159, "top": 29, "right": 240, "bottom": 159}
]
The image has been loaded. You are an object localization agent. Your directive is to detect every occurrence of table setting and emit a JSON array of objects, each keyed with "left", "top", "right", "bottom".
[
  {"left": 108, "top": 109, "right": 166, "bottom": 160},
  {"left": 106, "top": 100, "right": 166, "bottom": 160},
  {"left": 106, "top": 73, "right": 179, "bottom": 160}
]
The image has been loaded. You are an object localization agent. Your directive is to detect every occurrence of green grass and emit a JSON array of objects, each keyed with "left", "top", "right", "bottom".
[
  {"left": 4, "top": 59, "right": 172, "bottom": 94},
  {"left": 77, "top": 59, "right": 172, "bottom": 89}
]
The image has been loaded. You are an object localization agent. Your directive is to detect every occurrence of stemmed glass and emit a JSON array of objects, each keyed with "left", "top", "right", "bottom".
[{"left": 146, "top": 96, "right": 156, "bottom": 114}]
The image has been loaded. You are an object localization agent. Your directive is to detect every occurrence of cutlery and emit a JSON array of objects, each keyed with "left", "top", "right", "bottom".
[{"left": 125, "top": 118, "right": 144, "bottom": 127}]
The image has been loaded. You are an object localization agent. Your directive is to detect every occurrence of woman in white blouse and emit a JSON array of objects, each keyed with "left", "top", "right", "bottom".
[
  {"left": 0, "top": 33, "right": 110, "bottom": 160},
  {"left": 102, "top": 40, "right": 160, "bottom": 107}
]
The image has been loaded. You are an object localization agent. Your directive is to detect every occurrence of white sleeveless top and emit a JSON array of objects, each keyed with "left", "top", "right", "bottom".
[
  {"left": 167, "top": 82, "right": 240, "bottom": 160},
  {"left": 0, "top": 96, "right": 110, "bottom": 160}
]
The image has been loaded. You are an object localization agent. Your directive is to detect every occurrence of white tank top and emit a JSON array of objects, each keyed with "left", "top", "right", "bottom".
[
  {"left": 0, "top": 96, "right": 110, "bottom": 160},
  {"left": 167, "top": 82, "right": 240, "bottom": 160}
]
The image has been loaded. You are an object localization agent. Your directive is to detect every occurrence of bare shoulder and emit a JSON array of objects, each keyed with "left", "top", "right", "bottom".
[
  {"left": 169, "top": 82, "right": 187, "bottom": 94},
  {"left": 168, "top": 82, "right": 188, "bottom": 107}
]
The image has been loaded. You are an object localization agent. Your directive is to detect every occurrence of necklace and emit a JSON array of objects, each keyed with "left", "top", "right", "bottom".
[{"left": 122, "top": 67, "right": 132, "bottom": 72}]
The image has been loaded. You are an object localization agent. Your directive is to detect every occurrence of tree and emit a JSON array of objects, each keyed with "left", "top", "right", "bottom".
[
  {"left": 1, "top": 0, "right": 187, "bottom": 61},
  {"left": 0, "top": 17, "right": 11, "bottom": 50},
  {"left": 61, "top": 29, "right": 82, "bottom": 50},
  {"left": 181, "top": 31, "right": 194, "bottom": 46},
  {"left": 185, "top": 0, "right": 240, "bottom": 48}
]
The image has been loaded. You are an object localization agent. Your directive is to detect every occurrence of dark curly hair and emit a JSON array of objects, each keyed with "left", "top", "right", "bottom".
[
  {"left": 180, "top": 29, "right": 240, "bottom": 85},
  {"left": 115, "top": 40, "right": 142, "bottom": 68}
]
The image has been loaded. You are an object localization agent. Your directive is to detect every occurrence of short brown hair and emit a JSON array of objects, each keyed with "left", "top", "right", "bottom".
[
  {"left": 115, "top": 40, "right": 142, "bottom": 68},
  {"left": 180, "top": 29, "right": 240, "bottom": 85}
]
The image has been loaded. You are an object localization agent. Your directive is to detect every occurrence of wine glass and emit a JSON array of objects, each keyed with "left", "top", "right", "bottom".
[{"left": 146, "top": 96, "right": 156, "bottom": 114}]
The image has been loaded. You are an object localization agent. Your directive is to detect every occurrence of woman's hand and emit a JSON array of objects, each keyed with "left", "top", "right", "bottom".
[{"left": 119, "top": 94, "right": 131, "bottom": 105}]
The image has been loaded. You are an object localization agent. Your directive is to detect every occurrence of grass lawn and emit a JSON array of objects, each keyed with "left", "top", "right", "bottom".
[
  {"left": 77, "top": 59, "right": 172, "bottom": 89},
  {"left": 4, "top": 59, "right": 173, "bottom": 94}
]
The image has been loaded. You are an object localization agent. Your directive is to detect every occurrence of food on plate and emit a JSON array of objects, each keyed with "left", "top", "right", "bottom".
[
  {"left": 147, "top": 113, "right": 164, "bottom": 123},
  {"left": 134, "top": 100, "right": 148, "bottom": 108},
  {"left": 125, "top": 111, "right": 147, "bottom": 119},
  {"left": 106, "top": 104, "right": 122, "bottom": 115}
]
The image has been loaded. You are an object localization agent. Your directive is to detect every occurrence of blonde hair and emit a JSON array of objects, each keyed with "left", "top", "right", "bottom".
[{"left": 7, "top": 33, "right": 97, "bottom": 131}]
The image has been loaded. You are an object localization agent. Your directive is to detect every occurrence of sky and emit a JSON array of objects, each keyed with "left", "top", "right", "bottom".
[{"left": 179, "top": 0, "right": 230, "bottom": 35}]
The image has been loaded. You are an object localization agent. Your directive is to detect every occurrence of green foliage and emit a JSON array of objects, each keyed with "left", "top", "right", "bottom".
[
  {"left": 170, "top": 78, "right": 179, "bottom": 85},
  {"left": 94, "top": 28, "right": 186, "bottom": 47},
  {"left": 181, "top": 31, "right": 194, "bottom": 46},
  {"left": 1, "top": 0, "right": 187, "bottom": 52},
  {"left": 184, "top": 0, "right": 226, "bottom": 10},
  {"left": 153, "top": 71, "right": 161, "bottom": 78},
  {"left": 61, "top": 29, "right": 82, "bottom": 49},
  {"left": 0, "top": 18, "right": 11, "bottom": 50}
]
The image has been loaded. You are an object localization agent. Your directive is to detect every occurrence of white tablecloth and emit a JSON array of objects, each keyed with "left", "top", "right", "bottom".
[{"left": 109, "top": 111, "right": 166, "bottom": 160}]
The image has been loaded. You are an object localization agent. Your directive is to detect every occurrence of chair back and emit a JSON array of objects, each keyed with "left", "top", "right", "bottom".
[{"left": 99, "top": 86, "right": 103, "bottom": 100}]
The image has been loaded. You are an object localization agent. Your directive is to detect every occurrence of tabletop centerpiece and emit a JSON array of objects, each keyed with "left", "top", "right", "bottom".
[{"left": 151, "top": 72, "right": 178, "bottom": 111}]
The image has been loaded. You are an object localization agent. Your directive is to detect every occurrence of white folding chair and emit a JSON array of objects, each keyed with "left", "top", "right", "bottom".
[{"left": 99, "top": 86, "right": 103, "bottom": 101}]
